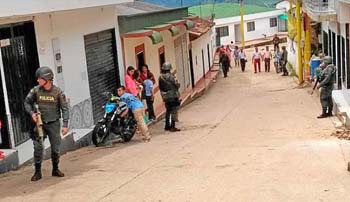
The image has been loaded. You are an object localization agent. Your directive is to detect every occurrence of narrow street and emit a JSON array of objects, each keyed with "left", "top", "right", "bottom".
[{"left": 2, "top": 49, "right": 350, "bottom": 202}]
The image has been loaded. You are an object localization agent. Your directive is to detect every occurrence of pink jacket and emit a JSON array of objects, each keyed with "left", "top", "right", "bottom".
[{"left": 125, "top": 74, "right": 138, "bottom": 97}]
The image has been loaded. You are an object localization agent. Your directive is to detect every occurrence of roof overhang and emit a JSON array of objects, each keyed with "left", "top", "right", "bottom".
[
  {"left": 0, "top": 0, "right": 133, "bottom": 19},
  {"left": 168, "top": 19, "right": 186, "bottom": 26},
  {"left": 185, "top": 20, "right": 195, "bottom": 30},
  {"left": 122, "top": 30, "right": 163, "bottom": 45},
  {"left": 145, "top": 24, "right": 173, "bottom": 32}
]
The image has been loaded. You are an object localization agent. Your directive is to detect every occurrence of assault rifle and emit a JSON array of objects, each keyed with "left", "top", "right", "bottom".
[
  {"left": 34, "top": 104, "right": 44, "bottom": 143},
  {"left": 311, "top": 78, "right": 319, "bottom": 95}
]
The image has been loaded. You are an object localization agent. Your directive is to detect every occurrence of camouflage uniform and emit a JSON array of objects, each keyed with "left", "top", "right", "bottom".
[
  {"left": 24, "top": 66, "right": 69, "bottom": 181},
  {"left": 317, "top": 57, "right": 336, "bottom": 118},
  {"left": 24, "top": 85, "right": 69, "bottom": 165}
]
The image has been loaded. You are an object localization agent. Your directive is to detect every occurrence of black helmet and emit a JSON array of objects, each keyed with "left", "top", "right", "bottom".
[
  {"left": 323, "top": 56, "right": 333, "bottom": 65},
  {"left": 162, "top": 62, "right": 172, "bottom": 71},
  {"left": 36, "top": 66, "right": 54, "bottom": 80}
]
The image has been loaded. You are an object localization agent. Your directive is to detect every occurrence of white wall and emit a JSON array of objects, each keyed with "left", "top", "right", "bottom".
[
  {"left": 287, "top": 38, "right": 298, "bottom": 74},
  {"left": 191, "top": 31, "right": 213, "bottom": 84},
  {"left": 34, "top": 6, "right": 119, "bottom": 106},
  {"left": 215, "top": 10, "right": 285, "bottom": 46},
  {"left": 0, "top": 0, "right": 132, "bottom": 18},
  {"left": 245, "top": 17, "right": 279, "bottom": 41}
]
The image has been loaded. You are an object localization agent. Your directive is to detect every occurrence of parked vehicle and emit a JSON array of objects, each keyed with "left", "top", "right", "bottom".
[{"left": 92, "top": 93, "right": 137, "bottom": 146}]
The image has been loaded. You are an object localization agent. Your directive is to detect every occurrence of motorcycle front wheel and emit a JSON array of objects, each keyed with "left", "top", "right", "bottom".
[{"left": 92, "top": 122, "right": 110, "bottom": 147}]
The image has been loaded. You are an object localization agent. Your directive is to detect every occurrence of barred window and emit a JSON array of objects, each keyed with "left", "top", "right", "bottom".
[
  {"left": 270, "top": 18, "right": 277, "bottom": 27},
  {"left": 216, "top": 26, "right": 229, "bottom": 37},
  {"left": 247, "top": 22, "right": 255, "bottom": 32}
]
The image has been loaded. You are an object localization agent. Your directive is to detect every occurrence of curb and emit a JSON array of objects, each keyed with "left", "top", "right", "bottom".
[{"left": 0, "top": 151, "right": 19, "bottom": 174}]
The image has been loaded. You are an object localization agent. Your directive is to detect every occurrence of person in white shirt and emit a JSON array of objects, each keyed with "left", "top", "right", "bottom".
[
  {"left": 238, "top": 48, "right": 247, "bottom": 72},
  {"left": 252, "top": 47, "right": 262, "bottom": 73},
  {"left": 273, "top": 46, "right": 281, "bottom": 73},
  {"left": 263, "top": 46, "right": 272, "bottom": 72}
]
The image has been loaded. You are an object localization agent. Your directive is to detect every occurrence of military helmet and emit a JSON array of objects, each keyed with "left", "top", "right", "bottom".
[
  {"left": 36, "top": 66, "right": 54, "bottom": 80},
  {"left": 162, "top": 62, "right": 172, "bottom": 71},
  {"left": 323, "top": 56, "right": 333, "bottom": 65}
]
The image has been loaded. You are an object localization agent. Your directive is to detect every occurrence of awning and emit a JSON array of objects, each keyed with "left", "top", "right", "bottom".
[
  {"left": 185, "top": 20, "right": 195, "bottom": 30},
  {"left": 150, "top": 31, "right": 163, "bottom": 44},
  {"left": 145, "top": 24, "right": 173, "bottom": 32},
  {"left": 168, "top": 19, "right": 186, "bottom": 26},
  {"left": 122, "top": 30, "right": 163, "bottom": 45},
  {"left": 146, "top": 23, "right": 180, "bottom": 37},
  {"left": 169, "top": 26, "right": 180, "bottom": 36},
  {"left": 122, "top": 29, "right": 153, "bottom": 38},
  {"left": 279, "top": 14, "right": 288, "bottom": 20}
]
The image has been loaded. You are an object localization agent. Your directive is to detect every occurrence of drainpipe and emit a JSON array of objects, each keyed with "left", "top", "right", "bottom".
[
  {"left": 240, "top": 0, "right": 245, "bottom": 48},
  {"left": 296, "top": 0, "right": 304, "bottom": 84},
  {"left": 0, "top": 46, "right": 15, "bottom": 149},
  {"left": 304, "top": 13, "right": 311, "bottom": 79}
]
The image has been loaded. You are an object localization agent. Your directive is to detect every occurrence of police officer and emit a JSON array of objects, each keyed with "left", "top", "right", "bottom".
[
  {"left": 159, "top": 63, "right": 181, "bottom": 132},
  {"left": 317, "top": 56, "right": 336, "bottom": 119},
  {"left": 24, "top": 66, "right": 70, "bottom": 181}
]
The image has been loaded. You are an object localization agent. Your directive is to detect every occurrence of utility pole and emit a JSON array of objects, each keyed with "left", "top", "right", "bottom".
[
  {"left": 240, "top": 0, "right": 245, "bottom": 48},
  {"left": 296, "top": 0, "right": 303, "bottom": 84},
  {"left": 304, "top": 13, "right": 311, "bottom": 78}
]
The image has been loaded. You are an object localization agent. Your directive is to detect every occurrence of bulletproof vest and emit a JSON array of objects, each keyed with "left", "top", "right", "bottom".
[
  {"left": 34, "top": 86, "right": 62, "bottom": 122},
  {"left": 159, "top": 74, "right": 177, "bottom": 92},
  {"left": 326, "top": 64, "right": 336, "bottom": 84}
]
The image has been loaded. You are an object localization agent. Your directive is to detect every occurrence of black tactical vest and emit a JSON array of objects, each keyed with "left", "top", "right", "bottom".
[{"left": 34, "top": 86, "right": 62, "bottom": 122}]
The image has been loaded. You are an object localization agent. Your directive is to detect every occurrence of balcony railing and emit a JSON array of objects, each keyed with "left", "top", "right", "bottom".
[{"left": 303, "top": 0, "right": 336, "bottom": 14}]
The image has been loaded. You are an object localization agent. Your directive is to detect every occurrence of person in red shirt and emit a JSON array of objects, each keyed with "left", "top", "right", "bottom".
[{"left": 140, "top": 64, "right": 155, "bottom": 84}]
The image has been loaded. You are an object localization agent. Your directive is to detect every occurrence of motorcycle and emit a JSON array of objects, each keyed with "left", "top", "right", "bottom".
[{"left": 92, "top": 92, "right": 137, "bottom": 146}]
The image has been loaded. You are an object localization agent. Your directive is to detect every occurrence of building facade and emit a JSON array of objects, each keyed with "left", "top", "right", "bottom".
[
  {"left": 215, "top": 10, "right": 286, "bottom": 46},
  {"left": 301, "top": 0, "right": 350, "bottom": 125},
  {"left": 0, "top": 0, "right": 132, "bottom": 168}
]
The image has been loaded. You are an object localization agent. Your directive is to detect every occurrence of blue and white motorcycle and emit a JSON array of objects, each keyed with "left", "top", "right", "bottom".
[{"left": 92, "top": 93, "right": 137, "bottom": 146}]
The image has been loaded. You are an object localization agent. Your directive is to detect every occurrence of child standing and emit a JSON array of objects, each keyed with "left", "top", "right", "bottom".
[{"left": 144, "top": 76, "right": 156, "bottom": 121}]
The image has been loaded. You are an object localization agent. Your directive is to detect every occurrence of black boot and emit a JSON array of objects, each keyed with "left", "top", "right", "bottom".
[
  {"left": 327, "top": 101, "right": 334, "bottom": 117},
  {"left": 31, "top": 163, "right": 42, "bottom": 181},
  {"left": 169, "top": 120, "right": 181, "bottom": 132},
  {"left": 317, "top": 108, "right": 328, "bottom": 119},
  {"left": 327, "top": 111, "right": 333, "bottom": 117},
  {"left": 52, "top": 162, "right": 65, "bottom": 177}
]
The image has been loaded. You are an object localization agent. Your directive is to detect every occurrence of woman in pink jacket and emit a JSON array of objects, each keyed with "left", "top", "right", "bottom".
[{"left": 125, "top": 66, "right": 138, "bottom": 97}]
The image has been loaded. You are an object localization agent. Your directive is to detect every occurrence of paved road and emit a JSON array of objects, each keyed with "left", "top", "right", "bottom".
[{"left": 1, "top": 50, "right": 350, "bottom": 202}]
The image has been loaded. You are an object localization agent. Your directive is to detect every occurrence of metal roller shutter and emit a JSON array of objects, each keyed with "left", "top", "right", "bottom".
[{"left": 84, "top": 29, "right": 120, "bottom": 123}]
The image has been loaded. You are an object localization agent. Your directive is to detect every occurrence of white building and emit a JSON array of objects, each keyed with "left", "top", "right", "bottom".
[
  {"left": 189, "top": 3, "right": 287, "bottom": 47},
  {"left": 0, "top": 1, "right": 217, "bottom": 173},
  {"left": 0, "top": 0, "right": 132, "bottom": 171},
  {"left": 215, "top": 9, "right": 286, "bottom": 46}
]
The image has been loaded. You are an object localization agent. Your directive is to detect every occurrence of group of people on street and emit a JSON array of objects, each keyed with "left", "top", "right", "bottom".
[
  {"left": 218, "top": 42, "right": 248, "bottom": 76},
  {"left": 251, "top": 46, "right": 288, "bottom": 76},
  {"left": 218, "top": 34, "right": 289, "bottom": 76},
  {"left": 24, "top": 60, "right": 182, "bottom": 181}
]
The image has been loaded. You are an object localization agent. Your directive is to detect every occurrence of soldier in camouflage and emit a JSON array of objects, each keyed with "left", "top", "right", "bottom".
[
  {"left": 24, "top": 66, "right": 70, "bottom": 181},
  {"left": 316, "top": 56, "right": 336, "bottom": 119}
]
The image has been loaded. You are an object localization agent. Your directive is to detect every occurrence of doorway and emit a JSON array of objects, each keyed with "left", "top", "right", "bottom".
[
  {"left": 0, "top": 21, "right": 40, "bottom": 148},
  {"left": 135, "top": 44, "right": 145, "bottom": 71},
  {"left": 189, "top": 49, "right": 195, "bottom": 88},
  {"left": 201, "top": 49, "right": 205, "bottom": 78},
  {"left": 207, "top": 43, "right": 211, "bottom": 69},
  {"left": 346, "top": 23, "right": 350, "bottom": 89}
]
